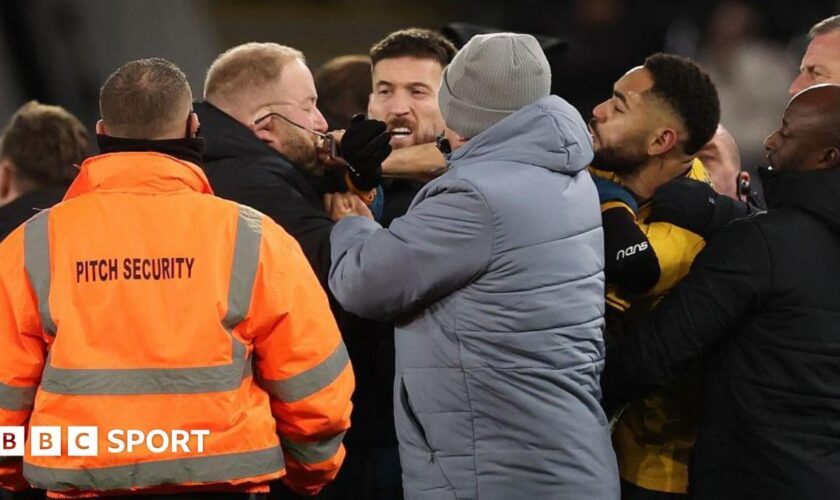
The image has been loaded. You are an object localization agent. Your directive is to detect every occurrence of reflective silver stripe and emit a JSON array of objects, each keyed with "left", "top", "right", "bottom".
[
  {"left": 0, "top": 382, "right": 36, "bottom": 411},
  {"left": 281, "top": 431, "right": 346, "bottom": 465},
  {"left": 39, "top": 207, "right": 263, "bottom": 396},
  {"left": 24, "top": 210, "right": 56, "bottom": 336},
  {"left": 224, "top": 205, "right": 263, "bottom": 330},
  {"left": 24, "top": 445, "right": 283, "bottom": 491},
  {"left": 40, "top": 339, "right": 249, "bottom": 395},
  {"left": 262, "top": 343, "right": 350, "bottom": 403}
]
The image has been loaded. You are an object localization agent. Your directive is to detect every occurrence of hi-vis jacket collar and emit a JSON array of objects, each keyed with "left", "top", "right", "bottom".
[{"left": 64, "top": 152, "right": 214, "bottom": 201}]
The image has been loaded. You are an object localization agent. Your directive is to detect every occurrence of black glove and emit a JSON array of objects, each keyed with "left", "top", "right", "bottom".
[
  {"left": 647, "top": 177, "right": 751, "bottom": 239},
  {"left": 339, "top": 114, "right": 391, "bottom": 191},
  {"left": 602, "top": 207, "right": 660, "bottom": 295}
]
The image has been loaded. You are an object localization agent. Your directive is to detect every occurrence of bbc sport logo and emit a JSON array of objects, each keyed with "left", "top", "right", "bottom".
[{"left": 0, "top": 427, "right": 210, "bottom": 456}]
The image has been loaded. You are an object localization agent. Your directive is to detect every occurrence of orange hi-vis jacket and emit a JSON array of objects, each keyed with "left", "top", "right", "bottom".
[{"left": 0, "top": 152, "right": 354, "bottom": 498}]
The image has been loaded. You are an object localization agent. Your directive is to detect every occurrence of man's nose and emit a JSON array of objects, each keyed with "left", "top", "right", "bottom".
[
  {"left": 591, "top": 101, "right": 608, "bottom": 122},
  {"left": 789, "top": 73, "right": 808, "bottom": 97},
  {"left": 312, "top": 107, "right": 328, "bottom": 134},
  {"left": 389, "top": 92, "right": 411, "bottom": 116},
  {"left": 764, "top": 130, "right": 778, "bottom": 151}
]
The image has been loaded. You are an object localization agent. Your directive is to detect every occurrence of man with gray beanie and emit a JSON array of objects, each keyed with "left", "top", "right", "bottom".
[{"left": 326, "top": 33, "right": 619, "bottom": 499}]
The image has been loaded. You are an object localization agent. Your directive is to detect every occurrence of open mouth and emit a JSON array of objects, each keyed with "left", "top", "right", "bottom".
[{"left": 389, "top": 127, "right": 412, "bottom": 138}]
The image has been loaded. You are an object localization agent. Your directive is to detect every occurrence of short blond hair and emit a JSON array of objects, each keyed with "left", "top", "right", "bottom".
[{"left": 204, "top": 43, "right": 304, "bottom": 109}]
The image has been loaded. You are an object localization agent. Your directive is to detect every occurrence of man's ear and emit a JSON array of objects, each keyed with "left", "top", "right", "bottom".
[
  {"left": 95, "top": 119, "right": 106, "bottom": 136},
  {"left": 250, "top": 115, "right": 275, "bottom": 143},
  {"left": 817, "top": 147, "right": 840, "bottom": 170},
  {"left": 647, "top": 127, "right": 678, "bottom": 157},
  {"left": 189, "top": 112, "right": 200, "bottom": 137}
]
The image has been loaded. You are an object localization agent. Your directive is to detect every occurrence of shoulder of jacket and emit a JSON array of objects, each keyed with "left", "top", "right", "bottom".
[
  {"left": 229, "top": 202, "right": 298, "bottom": 251},
  {"left": 216, "top": 157, "right": 302, "bottom": 189}
]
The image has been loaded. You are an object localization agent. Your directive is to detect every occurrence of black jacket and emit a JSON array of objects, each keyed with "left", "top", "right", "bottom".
[
  {"left": 195, "top": 101, "right": 397, "bottom": 454},
  {"left": 602, "top": 167, "right": 840, "bottom": 500},
  {"left": 0, "top": 185, "right": 66, "bottom": 242},
  {"left": 196, "top": 101, "right": 334, "bottom": 285}
]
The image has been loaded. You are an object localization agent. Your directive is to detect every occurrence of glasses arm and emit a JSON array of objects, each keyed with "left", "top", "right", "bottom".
[{"left": 253, "top": 112, "right": 327, "bottom": 139}]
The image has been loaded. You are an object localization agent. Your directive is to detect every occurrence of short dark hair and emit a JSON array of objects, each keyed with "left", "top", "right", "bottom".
[
  {"left": 1, "top": 101, "right": 91, "bottom": 186},
  {"left": 644, "top": 53, "right": 720, "bottom": 155},
  {"left": 100, "top": 57, "right": 192, "bottom": 139},
  {"left": 370, "top": 28, "right": 457, "bottom": 68},
  {"left": 810, "top": 15, "right": 840, "bottom": 37}
]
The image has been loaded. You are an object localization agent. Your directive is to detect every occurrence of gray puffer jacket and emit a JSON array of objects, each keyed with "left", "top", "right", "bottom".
[{"left": 329, "top": 95, "right": 619, "bottom": 499}]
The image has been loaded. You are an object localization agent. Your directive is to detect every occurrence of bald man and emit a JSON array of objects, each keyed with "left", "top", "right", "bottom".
[
  {"left": 697, "top": 125, "right": 744, "bottom": 200},
  {"left": 602, "top": 84, "right": 840, "bottom": 500}
]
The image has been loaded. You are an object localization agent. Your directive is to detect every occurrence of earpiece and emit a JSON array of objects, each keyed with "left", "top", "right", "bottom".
[{"left": 737, "top": 173, "right": 751, "bottom": 197}]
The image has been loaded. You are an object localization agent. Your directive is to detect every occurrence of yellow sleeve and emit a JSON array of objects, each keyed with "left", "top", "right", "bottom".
[{"left": 640, "top": 221, "right": 705, "bottom": 298}]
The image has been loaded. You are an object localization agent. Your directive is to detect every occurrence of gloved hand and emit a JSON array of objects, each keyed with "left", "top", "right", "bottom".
[
  {"left": 340, "top": 114, "right": 391, "bottom": 191},
  {"left": 602, "top": 206, "right": 660, "bottom": 295},
  {"left": 647, "top": 177, "right": 750, "bottom": 239}
]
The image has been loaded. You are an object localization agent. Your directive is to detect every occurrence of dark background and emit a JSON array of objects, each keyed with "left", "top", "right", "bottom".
[{"left": 1, "top": 0, "right": 836, "bottom": 165}]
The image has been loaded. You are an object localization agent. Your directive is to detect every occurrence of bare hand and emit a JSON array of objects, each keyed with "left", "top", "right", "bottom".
[
  {"left": 381, "top": 142, "right": 447, "bottom": 182},
  {"left": 324, "top": 192, "right": 373, "bottom": 222}
]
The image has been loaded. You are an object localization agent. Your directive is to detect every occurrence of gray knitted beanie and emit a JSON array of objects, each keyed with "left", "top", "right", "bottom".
[{"left": 438, "top": 32, "right": 551, "bottom": 139}]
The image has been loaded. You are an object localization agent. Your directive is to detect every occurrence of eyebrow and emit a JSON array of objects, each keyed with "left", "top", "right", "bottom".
[
  {"left": 614, "top": 90, "right": 629, "bottom": 108},
  {"left": 374, "top": 80, "right": 433, "bottom": 91},
  {"left": 408, "top": 82, "right": 433, "bottom": 91}
]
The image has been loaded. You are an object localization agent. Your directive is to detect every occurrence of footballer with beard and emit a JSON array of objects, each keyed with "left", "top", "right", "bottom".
[
  {"left": 368, "top": 28, "right": 456, "bottom": 226},
  {"left": 587, "top": 53, "right": 721, "bottom": 500}
]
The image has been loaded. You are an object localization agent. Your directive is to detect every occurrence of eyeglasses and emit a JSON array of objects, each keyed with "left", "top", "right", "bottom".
[{"left": 254, "top": 111, "right": 337, "bottom": 159}]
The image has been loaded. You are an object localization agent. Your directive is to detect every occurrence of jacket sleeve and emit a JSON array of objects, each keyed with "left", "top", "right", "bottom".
[
  {"left": 245, "top": 217, "right": 354, "bottom": 496},
  {"left": 0, "top": 227, "right": 48, "bottom": 492},
  {"left": 328, "top": 178, "right": 494, "bottom": 321},
  {"left": 601, "top": 218, "right": 772, "bottom": 414},
  {"left": 641, "top": 220, "right": 706, "bottom": 297}
]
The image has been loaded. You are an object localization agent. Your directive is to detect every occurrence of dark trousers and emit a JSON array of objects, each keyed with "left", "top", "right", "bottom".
[
  {"left": 0, "top": 489, "right": 44, "bottom": 500},
  {"left": 621, "top": 480, "right": 688, "bottom": 500}
]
